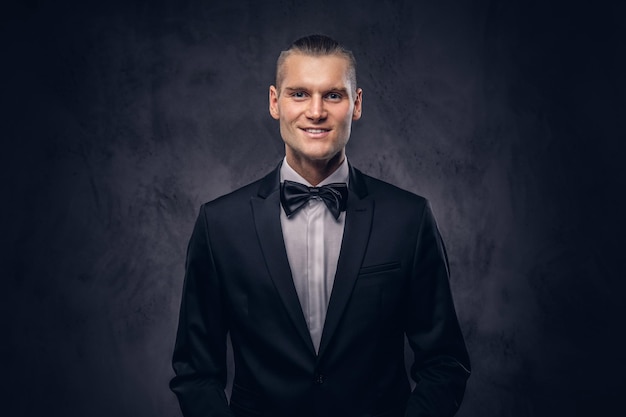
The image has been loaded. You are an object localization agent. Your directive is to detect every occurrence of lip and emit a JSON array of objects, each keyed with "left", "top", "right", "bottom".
[{"left": 299, "top": 127, "right": 331, "bottom": 139}]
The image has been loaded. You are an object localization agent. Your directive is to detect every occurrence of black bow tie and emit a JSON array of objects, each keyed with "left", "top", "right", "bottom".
[{"left": 280, "top": 180, "right": 348, "bottom": 220}]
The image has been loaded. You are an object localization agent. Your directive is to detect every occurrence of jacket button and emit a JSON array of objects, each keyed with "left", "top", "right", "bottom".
[{"left": 314, "top": 374, "right": 324, "bottom": 384}]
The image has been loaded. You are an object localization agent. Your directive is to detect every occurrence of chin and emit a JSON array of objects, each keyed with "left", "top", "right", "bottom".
[
  {"left": 286, "top": 140, "right": 346, "bottom": 164},
  {"left": 304, "top": 150, "right": 343, "bottom": 163}
]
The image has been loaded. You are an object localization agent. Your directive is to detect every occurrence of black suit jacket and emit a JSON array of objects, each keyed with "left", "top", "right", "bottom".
[{"left": 170, "top": 163, "right": 470, "bottom": 417}]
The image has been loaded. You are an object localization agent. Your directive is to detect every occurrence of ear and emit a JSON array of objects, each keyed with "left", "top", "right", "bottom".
[
  {"left": 352, "top": 88, "right": 363, "bottom": 121},
  {"left": 269, "top": 85, "right": 280, "bottom": 120}
]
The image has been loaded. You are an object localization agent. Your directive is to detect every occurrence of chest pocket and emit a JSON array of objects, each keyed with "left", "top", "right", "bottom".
[{"left": 357, "top": 261, "right": 401, "bottom": 281}]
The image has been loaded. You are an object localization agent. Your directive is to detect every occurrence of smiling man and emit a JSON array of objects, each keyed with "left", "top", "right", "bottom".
[
  {"left": 269, "top": 50, "right": 361, "bottom": 186},
  {"left": 170, "top": 34, "right": 470, "bottom": 417}
]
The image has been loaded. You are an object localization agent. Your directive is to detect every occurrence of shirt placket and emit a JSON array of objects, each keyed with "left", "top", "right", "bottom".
[{"left": 306, "top": 198, "right": 326, "bottom": 352}]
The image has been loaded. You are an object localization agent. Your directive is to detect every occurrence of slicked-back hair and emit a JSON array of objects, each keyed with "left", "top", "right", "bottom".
[{"left": 275, "top": 34, "right": 357, "bottom": 93}]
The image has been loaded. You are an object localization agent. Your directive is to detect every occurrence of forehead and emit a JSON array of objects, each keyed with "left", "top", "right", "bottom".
[{"left": 280, "top": 53, "right": 352, "bottom": 90}]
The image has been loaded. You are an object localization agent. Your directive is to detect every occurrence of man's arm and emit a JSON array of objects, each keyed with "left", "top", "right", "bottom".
[
  {"left": 170, "top": 205, "right": 234, "bottom": 417},
  {"left": 404, "top": 202, "right": 471, "bottom": 417}
]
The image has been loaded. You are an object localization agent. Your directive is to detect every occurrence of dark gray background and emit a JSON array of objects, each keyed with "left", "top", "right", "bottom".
[{"left": 2, "top": 0, "right": 625, "bottom": 416}]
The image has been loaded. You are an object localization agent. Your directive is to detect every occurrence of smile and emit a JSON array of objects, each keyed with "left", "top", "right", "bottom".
[{"left": 302, "top": 128, "right": 330, "bottom": 134}]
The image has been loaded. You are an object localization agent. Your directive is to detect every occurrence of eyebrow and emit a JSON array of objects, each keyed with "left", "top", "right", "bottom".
[{"left": 284, "top": 86, "right": 350, "bottom": 94}]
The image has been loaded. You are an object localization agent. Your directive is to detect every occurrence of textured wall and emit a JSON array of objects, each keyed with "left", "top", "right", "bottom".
[{"left": 2, "top": 0, "right": 625, "bottom": 416}]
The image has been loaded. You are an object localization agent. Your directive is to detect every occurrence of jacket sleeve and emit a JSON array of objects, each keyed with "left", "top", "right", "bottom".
[
  {"left": 404, "top": 202, "right": 471, "bottom": 417},
  {"left": 170, "top": 205, "right": 234, "bottom": 417}
]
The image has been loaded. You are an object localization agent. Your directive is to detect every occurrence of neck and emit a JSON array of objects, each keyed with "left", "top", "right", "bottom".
[{"left": 286, "top": 151, "right": 345, "bottom": 186}]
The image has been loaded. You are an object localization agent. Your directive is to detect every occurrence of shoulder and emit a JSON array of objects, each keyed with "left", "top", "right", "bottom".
[
  {"left": 199, "top": 177, "right": 263, "bottom": 213},
  {"left": 355, "top": 167, "right": 429, "bottom": 210},
  {"left": 355, "top": 168, "right": 444, "bottom": 241},
  {"left": 196, "top": 166, "right": 278, "bottom": 218}
]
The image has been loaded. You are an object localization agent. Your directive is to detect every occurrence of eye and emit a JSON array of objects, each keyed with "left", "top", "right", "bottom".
[
  {"left": 291, "top": 91, "right": 307, "bottom": 99},
  {"left": 326, "top": 92, "right": 342, "bottom": 101}
]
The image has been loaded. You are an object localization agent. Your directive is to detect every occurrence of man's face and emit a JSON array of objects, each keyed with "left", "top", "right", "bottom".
[{"left": 269, "top": 53, "right": 362, "bottom": 166}]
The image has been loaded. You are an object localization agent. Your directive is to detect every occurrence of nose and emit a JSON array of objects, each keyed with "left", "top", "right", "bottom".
[{"left": 305, "top": 95, "right": 326, "bottom": 121}]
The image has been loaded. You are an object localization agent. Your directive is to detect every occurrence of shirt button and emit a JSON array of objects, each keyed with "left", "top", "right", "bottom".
[{"left": 314, "top": 374, "right": 324, "bottom": 384}]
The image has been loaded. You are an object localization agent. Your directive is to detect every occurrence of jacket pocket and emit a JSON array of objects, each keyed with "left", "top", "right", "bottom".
[
  {"left": 369, "top": 405, "right": 406, "bottom": 417},
  {"left": 358, "top": 261, "right": 401, "bottom": 277},
  {"left": 230, "top": 383, "right": 264, "bottom": 417}
]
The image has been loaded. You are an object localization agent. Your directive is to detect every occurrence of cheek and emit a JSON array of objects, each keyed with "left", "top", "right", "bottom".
[
  {"left": 277, "top": 102, "right": 301, "bottom": 120},
  {"left": 337, "top": 112, "right": 354, "bottom": 131}
]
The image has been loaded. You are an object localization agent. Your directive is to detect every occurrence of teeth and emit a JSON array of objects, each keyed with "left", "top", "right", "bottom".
[{"left": 306, "top": 129, "right": 326, "bottom": 133}]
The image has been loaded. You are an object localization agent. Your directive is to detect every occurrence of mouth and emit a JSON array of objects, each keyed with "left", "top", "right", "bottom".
[
  {"left": 301, "top": 128, "right": 330, "bottom": 133},
  {"left": 300, "top": 127, "right": 331, "bottom": 138}
]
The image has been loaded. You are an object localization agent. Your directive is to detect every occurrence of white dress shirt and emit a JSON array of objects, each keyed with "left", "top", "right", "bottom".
[{"left": 280, "top": 157, "right": 349, "bottom": 353}]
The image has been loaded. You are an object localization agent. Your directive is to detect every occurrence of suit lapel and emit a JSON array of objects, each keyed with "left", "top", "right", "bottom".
[
  {"left": 251, "top": 166, "right": 316, "bottom": 356},
  {"left": 318, "top": 165, "right": 373, "bottom": 359}
]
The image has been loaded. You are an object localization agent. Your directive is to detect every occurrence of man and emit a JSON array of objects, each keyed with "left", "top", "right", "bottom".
[{"left": 170, "top": 34, "right": 470, "bottom": 417}]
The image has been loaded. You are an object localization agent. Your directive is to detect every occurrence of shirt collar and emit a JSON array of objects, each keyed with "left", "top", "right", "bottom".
[{"left": 280, "top": 156, "right": 350, "bottom": 187}]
